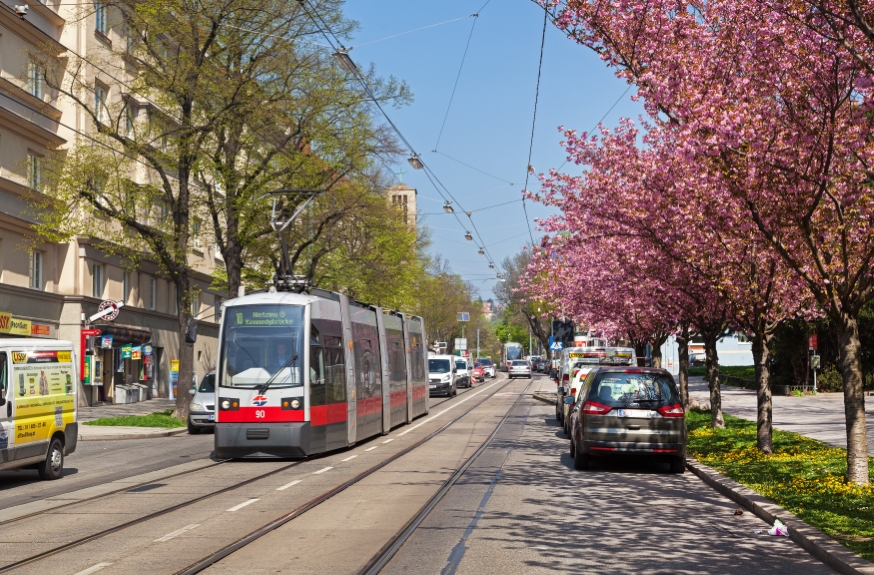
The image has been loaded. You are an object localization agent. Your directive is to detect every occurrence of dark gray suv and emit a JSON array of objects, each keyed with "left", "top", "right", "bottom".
[{"left": 566, "top": 367, "right": 686, "bottom": 473}]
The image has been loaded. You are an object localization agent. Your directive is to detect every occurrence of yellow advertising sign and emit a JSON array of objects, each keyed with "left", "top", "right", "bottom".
[
  {"left": 0, "top": 313, "right": 30, "bottom": 335},
  {"left": 11, "top": 350, "right": 75, "bottom": 446},
  {"left": 170, "top": 359, "right": 180, "bottom": 372}
]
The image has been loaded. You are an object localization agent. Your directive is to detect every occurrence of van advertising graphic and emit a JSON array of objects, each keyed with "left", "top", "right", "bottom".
[{"left": 10, "top": 350, "right": 75, "bottom": 446}]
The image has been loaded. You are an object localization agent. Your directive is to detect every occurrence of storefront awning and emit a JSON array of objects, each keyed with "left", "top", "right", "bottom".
[{"left": 93, "top": 324, "right": 152, "bottom": 346}]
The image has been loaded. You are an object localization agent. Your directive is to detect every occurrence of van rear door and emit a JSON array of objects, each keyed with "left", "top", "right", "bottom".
[{"left": 0, "top": 351, "right": 12, "bottom": 465}]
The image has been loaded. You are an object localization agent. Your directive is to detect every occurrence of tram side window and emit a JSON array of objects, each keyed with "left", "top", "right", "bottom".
[{"left": 310, "top": 345, "right": 327, "bottom": 406}]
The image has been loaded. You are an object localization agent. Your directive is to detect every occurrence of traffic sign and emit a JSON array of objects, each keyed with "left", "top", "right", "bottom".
[
  {"left": 91, "top": 300, "right": 124, "bottom": 322},
  {"left": 455, "top": 338, "right": 467, "bottom": 350},
  {"left": 550, "top": 339, "right": 563, "bottom": 351},
  {"left": 809, "top": 334, "right": 818, "bottom": 350}
]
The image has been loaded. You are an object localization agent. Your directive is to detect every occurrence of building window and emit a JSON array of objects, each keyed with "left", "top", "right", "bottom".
[
  {"left": 125, "top": 106, "right": 135, "bottom": 138},
  {"left": 28, "top": 154, "right": 41, "bottom": 191},
  {"left": 123, "top": 271, "right": 130, "bottom": 303},
  {"left": 92, "top": 263, "right": 103, "bottom": 298},
  {"left": 191, "top": 293, "right": 198, "bottom": 316},
  {"left": 214, "top": 296, "right": 222, "bottom": 322},
  {"left": 95, "top": 2, "right": 107, "bottom": 35},
  {"left": 29, "top": 251, "right": 42, "bottom": 289},
  {"left": 149, "top": 277, "right": 156, "bottom": 310},
  {"left": 94, "top": 84, "right": 107, "bottom": 124},
  {"left": 28, "top": 61, "right": 43, "bottom": 100},
  {"left": 192, "top": 221, "right": 201, "bottom": 251},
  {"left": 172, "top": 285, "right": 178, "bottom": 316}
]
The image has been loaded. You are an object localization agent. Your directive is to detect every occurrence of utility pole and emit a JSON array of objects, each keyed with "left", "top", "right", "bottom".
[
  {"left": 529, "top": 324, "right": 532, "bottom": 356},
  {"left": 476, "top": 328, "right": 480, "bottom": 359}
]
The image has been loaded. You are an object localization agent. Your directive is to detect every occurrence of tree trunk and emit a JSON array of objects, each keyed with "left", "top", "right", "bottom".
[
  {"left": 705, "top": 332, "right": 724, "bottom": 428},
  {"left": 173, "top": 282, "right": 196, "bottom": 422},
  {"left": 751, "top": 327, "right": 773, "bottom": 454},
  {"left": 836, "top": 315, "right": 869, "bottom": 485},
  {"left": 677, "top": 325, "right": 690, "bottom": 408},
  {"left": 651, "top": 333, "right": 668, "bottom": 369}
]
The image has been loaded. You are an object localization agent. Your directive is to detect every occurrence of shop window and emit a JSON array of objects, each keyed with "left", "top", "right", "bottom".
[
  {"left": 92, "top": 263, "right": 103, "bottom": 298},
  {"left": 29, "top": 251, "right": 43, "bottom": 290}
]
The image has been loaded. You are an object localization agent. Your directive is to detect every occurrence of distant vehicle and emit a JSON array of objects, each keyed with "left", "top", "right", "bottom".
[
  {"left": 188, "top": 370, "right": 216, "bottom": 433},
  {"left": 508, "top": 360, "right": 531, "bottom": 379},
  {"left": 566, "top": 367, "right": 686, "bottom": 473},
  {"left": 478, "top": 358, "right": 496, "bottom": 378},
  {"left": 500, "top": 342, "right": 524, "bottom": 372},
  {"left": 471, "top": 363, "right": 485, "bottom": 384},
  {"left": 429, "top": 355, "right": 457, "bottom": 397},
  {"left": 556, "top": 347, "right": 636, "bottom": 423},
  {"left": 455, "top": 357, "right": 472, "bottom": 388},
  {"left": 0, "top": 338, "right": 78, "bottom": 480},
  {"left": 563, "top": 366, "right": 596, "bottom": 435},
  {"left": 690, "top": 352, "right": 706, "bottom": 367},
  {"left": 528, "top": 356, "right": 545, "bottom": 372}
]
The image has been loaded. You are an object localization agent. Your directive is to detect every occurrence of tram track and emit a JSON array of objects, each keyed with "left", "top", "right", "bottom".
[
  {"left": 173, "top": 374, "right": 520, "bottom": 575},
  {"left": 0, "top": 375, "right": 516, "bottom": 574},
  {"left": 358, "top": 378, "right": 534, "bottom": 575}
]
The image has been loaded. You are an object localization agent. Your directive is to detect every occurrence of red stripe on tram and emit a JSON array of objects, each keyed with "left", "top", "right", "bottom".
[
  {"left": 412, "top": 385, "right": 428, "bottom": 400},
  {"left": 311, "top": 402, "right": 348, "bottom": 426},
  {"left": 390, "top": 390, "right": 407, "bottom": 407},
  {"left": 357, "top": 396, "right": 383, "bottom": 417},
  {"left": 219, "top": 407, "right": 304, "bottom": 423}
]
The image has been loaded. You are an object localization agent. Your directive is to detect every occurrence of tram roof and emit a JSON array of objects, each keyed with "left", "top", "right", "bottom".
[{"left": 223, "top": 290, "right": 327, "bottom": 308}]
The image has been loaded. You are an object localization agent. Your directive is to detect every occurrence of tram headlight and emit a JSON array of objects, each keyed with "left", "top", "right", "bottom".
[
  {"left": 220, "top": 400, "right": 230, "bottom": 409},
  {"left": 281, "top": 397, "right": 303, "bottom": 410},
  {"left": 291, "top": 398, "right": 301, "bottom": 409}
]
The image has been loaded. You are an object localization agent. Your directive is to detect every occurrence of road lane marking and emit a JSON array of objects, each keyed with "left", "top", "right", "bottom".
[
  {"left": 74, "top": 564, "right": 112, "bottom": 575},
  {"left": 382, "top": 438, "right": 394, "bottom": 443},
  {"left": 341, "top": 455, "right": 357, "bottom": 461},
  {"left": 312, "top": 466, "right": 333, "bottom": 474},
  {"left": 155, "top": 524, "right": 200, "bottom": 542},
  {"left": 226, "top": 499, "right": 259, "bottom": 512},
  {"left": 365, "top": 446, "right": 378, "bottom": 451},
  {"left": 276, "top": 480, "right": 301, "bottom": 491},
  {"left": 399, "top": 380, "right": 506, "bottom": 436}
]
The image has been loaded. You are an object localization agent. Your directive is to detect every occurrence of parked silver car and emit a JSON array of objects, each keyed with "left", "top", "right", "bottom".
[
  {"left": 567, "top": 367, "right": 686, "bottom": 472},
  {"left": 188, "top": 370, "right": 215, "bottom": 434},
  {"left": 508, "top": 359, "right": 531, "bottom": 379}
]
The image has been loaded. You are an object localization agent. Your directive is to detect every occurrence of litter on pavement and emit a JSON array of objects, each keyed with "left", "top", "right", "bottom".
[{"left": 767, "top": 519, "right": 789, "bottom": 537}]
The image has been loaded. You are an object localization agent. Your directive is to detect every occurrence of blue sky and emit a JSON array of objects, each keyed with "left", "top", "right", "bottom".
[{"left": 342, "top": 0, "right": 643, "bottom": 300}]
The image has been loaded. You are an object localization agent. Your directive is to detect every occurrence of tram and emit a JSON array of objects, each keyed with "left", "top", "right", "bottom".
[
  {"left": 213, "top": 288, "right": 428, "bottom": 459},
  {"left": 500, "top": 342, "right": 524, "bottom": 372}
]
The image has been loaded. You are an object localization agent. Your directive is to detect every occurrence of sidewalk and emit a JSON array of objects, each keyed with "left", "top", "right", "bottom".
[
  {"left": 77, "top": 398, "right": 177, "bottom": 422},
  {"left": 689, "top": 376, "right": 874, "bottom": 455}
]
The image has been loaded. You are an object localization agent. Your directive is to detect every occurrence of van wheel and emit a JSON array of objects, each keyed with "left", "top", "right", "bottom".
[
  {"left": 573, "top": 449, "right": 589, "bottom": 471},
  {"left": 187, "top": 419, "right": 201, "bottom": 434},
  {"left": 670, "top": 456, "right": 686, "bottom": 474},
  {"left": 38, "top": 438, "right": 64, "bottom": 480}
]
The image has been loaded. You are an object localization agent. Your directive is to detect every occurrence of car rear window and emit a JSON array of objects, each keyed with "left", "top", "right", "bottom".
[
  {"left": 511, "top": 360, "right": 528, "bottom": 366},
  {"left": 479, "top": 359, "right": 493, "bottom": 366},
  {"left": 587, "top": 371, "right": 680, "bottom": 407}
]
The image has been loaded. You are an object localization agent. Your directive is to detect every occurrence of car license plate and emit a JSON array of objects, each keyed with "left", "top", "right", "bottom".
[
  {"left": 208, "top": 414, "right": 215, "bottom": 421},
  {"left": 429, "top": 385, "right": 436, "bottom": 389},
  {"left": 617, "top": 409, "right": 650, "bottom": 418}
]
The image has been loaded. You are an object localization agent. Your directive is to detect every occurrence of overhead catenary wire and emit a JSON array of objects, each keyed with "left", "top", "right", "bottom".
[
  {"left": 351, "top": 14, "right": 475, "bottom": 49},
  {"left": 433, "top": 13, "right": 480, "bottom": 151},
  {"left": 555, "top": 84, "right": 633, "bottom": 172},
  {"left": 520, "top": 7, "right": 548, "bottom": 247},
  {"left": 431, "top": 151, "right": 514, "bottom": 184}
]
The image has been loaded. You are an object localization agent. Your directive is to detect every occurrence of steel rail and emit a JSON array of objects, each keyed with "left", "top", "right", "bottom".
[
  {"left": 357, "top": 379, "right": 534, "bottom": 575},
  {"left": 174, "top": 375, "right": 518, "bottom": 575}
]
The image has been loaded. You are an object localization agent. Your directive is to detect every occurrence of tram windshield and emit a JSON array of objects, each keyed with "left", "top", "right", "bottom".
[{"left": 219, "top": 304, "right": 304, "bottom": 388}]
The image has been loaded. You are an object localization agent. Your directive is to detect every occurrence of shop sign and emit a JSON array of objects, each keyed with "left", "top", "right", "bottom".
[
  {"left": 30, "top": 323, "right": 52, "bottom": 337},
  {"left": 101, "top": 335, "right": 114, "bottom": 349},
  {"left": 170, "top": 359, "right": 180, "bottom": 372},
  {"left": 131, "top": 345, "right": 142, "bottom": 360},
  {"left": 0, "top": 312, "right": 32, "bottom": 336},
  {"left": 143, "top": 344, "right": 153, "bottom": 357},
  {"left": 121, "top": 344, "right": 132, "bottom": 359}
]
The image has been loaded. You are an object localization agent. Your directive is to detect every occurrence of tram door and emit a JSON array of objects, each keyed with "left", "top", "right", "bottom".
[
  {"left": 375, "top": 309, "right": 391, "bottom": 435},
  {"left": 309, "top": 300, "right": 347, "bottom": 452},
  {"left": 385, "top": 313, "right": 407, "bottom": 429},
  {"left": 349, "top": 304, "right": 383, "bottom": 441}
]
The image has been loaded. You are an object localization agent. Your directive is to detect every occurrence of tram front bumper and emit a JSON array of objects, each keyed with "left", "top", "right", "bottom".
[{"left": 215, "top": 422, "right": 311, "bottom": 459}]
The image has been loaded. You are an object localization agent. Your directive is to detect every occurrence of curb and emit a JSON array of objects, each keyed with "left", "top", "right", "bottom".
[
  {"left": 78, "top": 427, "right": 189, "bottom": 441},
  {"left": 532, "top": 393, "right": 554, "bottom": 405},
  {"left": 686, "top": 457, "right": 874, "bottom": 575}
]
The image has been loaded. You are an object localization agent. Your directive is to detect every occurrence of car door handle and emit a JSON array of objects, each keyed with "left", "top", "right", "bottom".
[{"left": 627, "top": 425, "right": 641, "bottom": 430}]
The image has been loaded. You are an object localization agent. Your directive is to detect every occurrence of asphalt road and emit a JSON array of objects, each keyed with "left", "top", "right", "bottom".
[{"left": 0, "top": 374, "right": 837, "bottom": 575}]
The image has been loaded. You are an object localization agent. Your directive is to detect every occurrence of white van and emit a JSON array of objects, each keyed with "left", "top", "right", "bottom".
[{"left": 0, "top": 338, "right": 78, "bottom": 480}]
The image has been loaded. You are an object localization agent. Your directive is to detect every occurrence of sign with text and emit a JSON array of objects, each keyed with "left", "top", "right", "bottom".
[
  {"left": 455, "top": 338, "right": 467, "bottom": 350},
  {"left": 809, "top": 334, "right": 818, "bottom": 350}
]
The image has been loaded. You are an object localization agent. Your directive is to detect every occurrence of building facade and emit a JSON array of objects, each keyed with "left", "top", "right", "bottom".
[
  {"left": 0, "top": 1, "right": 224, "bottom": 406},
  {"left": 385, "top": 183, "right": 417, "bottom": 228}
]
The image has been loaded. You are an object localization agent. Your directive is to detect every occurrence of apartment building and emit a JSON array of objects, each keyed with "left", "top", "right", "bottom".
[{"left": 0, "top": 1, "right": 225, "bottom": 405}]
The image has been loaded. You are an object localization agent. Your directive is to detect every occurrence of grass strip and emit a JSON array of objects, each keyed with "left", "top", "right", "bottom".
[
  {"left": 83, "top": 408, "right": 184, "bottom": 429},
  {"left": 687, "top": 410, "right": 874, "bottom": 561}
]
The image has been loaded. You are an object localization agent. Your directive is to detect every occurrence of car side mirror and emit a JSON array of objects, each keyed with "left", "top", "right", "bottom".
[
  {"left": 563, "top": 396, "right": 575, "bottom": 405},
  {"left": 189, "top": 388, "right": 196, "bottom": 395}
]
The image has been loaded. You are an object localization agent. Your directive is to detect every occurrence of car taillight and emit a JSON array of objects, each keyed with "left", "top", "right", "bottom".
[
  {"left": 657, "top": 404, "right": 685, "bottom": 417},
  {"left": 570, "top": 388, "right": 576, "bottom": 396},
  {"left": 562, "top": 374, "right": 569, "bottom": 382},
  {"left": 582, "top": 401, "right": 612, "bottom": 415}
]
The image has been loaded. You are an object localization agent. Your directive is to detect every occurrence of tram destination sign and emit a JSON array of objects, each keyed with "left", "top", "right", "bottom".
[{"left": 234, "top": 309, "right": 297, "bottom": 327}]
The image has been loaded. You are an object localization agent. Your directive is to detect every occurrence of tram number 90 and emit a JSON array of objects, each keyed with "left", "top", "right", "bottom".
[{"left": 255, "top": 410, "right": 266, "bottom": 419}]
